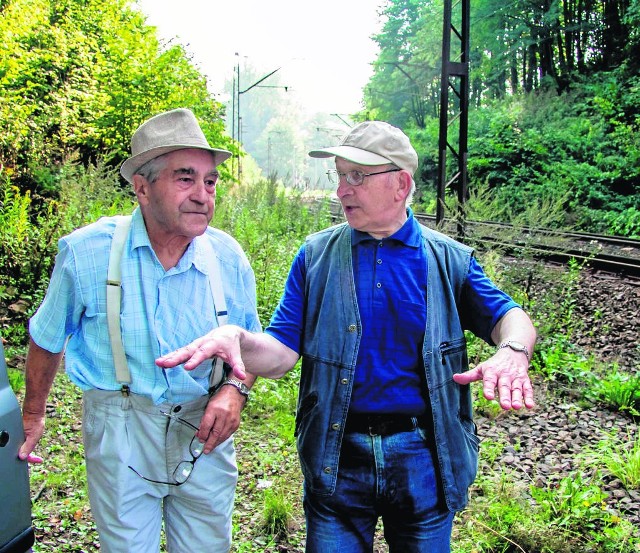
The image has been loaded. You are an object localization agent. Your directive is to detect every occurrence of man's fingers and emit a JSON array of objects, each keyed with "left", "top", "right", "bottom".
[
  {"left": 18, "top": 444, "right": 30, "bottom": 462},
  {"left": 452, "top": 366, "right": 483, "bottom": 385},
  {"left": 522, "top": 379, "right": 535, "bottom": 409},
  {"left": 203, "top": 425, "right": 226, "bottom": 454},
  {"left": 18, "top": 443, "right": 43, "bottom": 464},
  {"left": 156, "top": 332, "right": 246, "bottom": 375},
  {"left": 155, "top": 340, "right": 213, "bottom": 370},
  {"left": 229, "top": 357, "right": 247, "bottom": 380},
  {"left": 453, "top": 357, "right": 534, "bottom": 412},
  {"left": 155, "top": 348, "right": 192, "bottom": 368}
]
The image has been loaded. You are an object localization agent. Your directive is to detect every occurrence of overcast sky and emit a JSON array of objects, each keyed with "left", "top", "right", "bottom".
[{"left": 135, "top": 0, "right": 385, "bottom": 115}]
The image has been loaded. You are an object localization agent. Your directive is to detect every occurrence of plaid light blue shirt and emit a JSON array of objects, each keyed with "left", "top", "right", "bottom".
[{"left": 30, "top": 208, "right": 261, "bottom": 404}]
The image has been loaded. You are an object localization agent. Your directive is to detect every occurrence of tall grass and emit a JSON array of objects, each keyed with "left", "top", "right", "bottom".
[{"left": 0, "top": 160, "right": 134, "bottom": 345}]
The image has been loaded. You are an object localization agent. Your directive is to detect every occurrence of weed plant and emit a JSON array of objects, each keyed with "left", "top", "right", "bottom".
[
  {"left": 586, "top": 367, "right": 640, "bottom": 416},
  {"left": 584, "top": 431, "right": 640, "bottom": 491},
  {"left": 0, "top": 161, "right": 135, "bottom": 345},
  {"left": 215, "top": 176, "right": 331, "bottom": 327},
  {"left": 262, "top": 487, "right": 294, "bottom": 537}
]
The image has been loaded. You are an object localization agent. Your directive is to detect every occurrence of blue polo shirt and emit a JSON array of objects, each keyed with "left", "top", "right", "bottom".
[{"left": 266, "top": 209, "right": 518, "bottom": 414}]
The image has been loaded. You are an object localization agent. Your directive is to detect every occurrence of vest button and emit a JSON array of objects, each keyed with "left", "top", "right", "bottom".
[
  {"left": 341, "top": 378, "right": 348, "bottom": 385},
  {"left": 348, "top": 324, "right": 357, "bottom": 332},
  {"left": 331, "top": 423, "right": 340, "bottom": 431},
  {"left": 324, "top": 467, "right": 332, "bottom": 474}
]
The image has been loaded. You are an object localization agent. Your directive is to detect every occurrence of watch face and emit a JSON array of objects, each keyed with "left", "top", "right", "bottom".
[{"left": 509, "top": 341, "right": 525, "bottom": 351}]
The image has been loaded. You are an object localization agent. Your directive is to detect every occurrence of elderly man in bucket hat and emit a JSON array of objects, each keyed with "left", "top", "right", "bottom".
[
  {"left": 157, "top": 120, "right": 536, "bottom": 552},
  {"left": 19, "top": 108, "right": 261, "bottom": 552}
]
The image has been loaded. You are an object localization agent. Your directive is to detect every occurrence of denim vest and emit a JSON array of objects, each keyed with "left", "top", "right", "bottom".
[{"left": 294, "top": 222, "right": 479, "bottom": 512}]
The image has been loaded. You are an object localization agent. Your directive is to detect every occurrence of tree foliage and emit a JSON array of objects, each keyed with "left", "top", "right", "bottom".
[
  {"left": 362, "top": 0, "right": 639, "bottom": 235},
  {"left": 0, "top": 0, "right": 232, "bottom": 192}
]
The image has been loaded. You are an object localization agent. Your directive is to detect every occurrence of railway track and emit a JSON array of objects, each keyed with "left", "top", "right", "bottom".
[{"left": 327, "top": 200, "right": 640, "bottom": 278}]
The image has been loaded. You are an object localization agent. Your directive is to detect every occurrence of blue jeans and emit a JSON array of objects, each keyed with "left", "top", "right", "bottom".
[{"left": 303, "top": 425, "right": 454, "bottom": 553}]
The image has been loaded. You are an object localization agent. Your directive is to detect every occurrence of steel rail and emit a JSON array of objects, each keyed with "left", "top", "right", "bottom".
[{"left": 328, "top": 200, "right": 640, "bottom": 277}]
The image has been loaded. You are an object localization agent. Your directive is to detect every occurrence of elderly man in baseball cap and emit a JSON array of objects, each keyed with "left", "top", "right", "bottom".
[
  {"left": 20, "top": 108, "right": 261, "bottom": 552},
  {"left": 157, "top": 120, "right": 536, "bottom": 551}
]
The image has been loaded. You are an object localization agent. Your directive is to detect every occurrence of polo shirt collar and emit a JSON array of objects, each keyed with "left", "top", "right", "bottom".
[{"left": 351, "top": 207, "right": 421, "bottom": 248}]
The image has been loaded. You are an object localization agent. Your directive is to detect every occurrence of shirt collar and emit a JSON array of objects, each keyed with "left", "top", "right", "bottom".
[
  {"left": 351, "top": 207, "right": 422, "bottom": 248},
  {"left": 129, "top": 207, "right": 205, "bottom": 274}
]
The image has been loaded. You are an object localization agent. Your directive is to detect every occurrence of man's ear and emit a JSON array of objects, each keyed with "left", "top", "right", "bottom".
[
  {"left": 132, "top": 174, "right": 149, "bottom": 205},
  {"left": 395, "top": 170, "right": 412, "bottom": 201}
]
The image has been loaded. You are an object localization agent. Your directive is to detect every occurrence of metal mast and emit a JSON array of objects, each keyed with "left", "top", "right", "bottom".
[{"left": 436, "top": 0, "right": 470, "bottom": 239}]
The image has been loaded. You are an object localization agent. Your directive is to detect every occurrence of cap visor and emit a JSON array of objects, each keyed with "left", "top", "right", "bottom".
[{"left": 308, "top": 146, "right": 392, "bottom": 166}]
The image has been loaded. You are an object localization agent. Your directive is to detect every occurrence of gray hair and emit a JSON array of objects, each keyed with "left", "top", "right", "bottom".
[
  {"left": 134, "top": 153, "right": 169, "bottom": 184},
  {"left": 406, "top": 177, "right": 416, "bottom": 207}
]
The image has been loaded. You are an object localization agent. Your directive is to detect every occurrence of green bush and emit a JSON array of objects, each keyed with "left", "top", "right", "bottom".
[
  {"left": 586, "top": 367, "right": 640, "bottom": 416},
  {"left": 215, "top": 177, "right": 330, "bottom": 327},
  {"left": 465, "top": 75, "right": 640, "bottom": 232},
  {"left": 0, "top": 160, "right": 135, "bottom": 344}
]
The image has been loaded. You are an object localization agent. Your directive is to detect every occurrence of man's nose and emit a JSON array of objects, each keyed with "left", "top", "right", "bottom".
[
  {"left": 336, "top": 180, "right": 353, "bottom": 199},
  {"left": 191, "top": 181, "right": 213, "bottom": 203}
]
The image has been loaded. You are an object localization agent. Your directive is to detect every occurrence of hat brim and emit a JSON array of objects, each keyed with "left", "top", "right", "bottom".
[
  {"left": 120, "top": 145, "right": 232, "bottom": 184},
  {"left": 308, "top": 146, "right": 392, "bottom": 167}
]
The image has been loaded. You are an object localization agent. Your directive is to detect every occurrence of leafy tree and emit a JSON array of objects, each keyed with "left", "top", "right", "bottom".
[
  {"left": 361, "top": 0, "right": 639, "bottom": 234},
  {"left": 0, "top": 0, "right": 231, "bottom": 193},
  {"left": 364, "top": 0, "right": 442, "bottom": 129}
]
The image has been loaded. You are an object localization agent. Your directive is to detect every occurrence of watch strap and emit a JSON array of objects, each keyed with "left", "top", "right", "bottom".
[
  {"left": 498, "top": 340, "right": 530, "bottom": 360},
  {"left": 222, "top": 377, "right": 250, "bottom": 399}
]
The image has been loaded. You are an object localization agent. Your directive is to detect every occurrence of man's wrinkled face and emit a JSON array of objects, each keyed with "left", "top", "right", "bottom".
[
  {"left": 136, "top": 149, "right": 219, "bottom": 242},
  {"left": 335, "top": 157, "right": 407, "bottom": 239}
]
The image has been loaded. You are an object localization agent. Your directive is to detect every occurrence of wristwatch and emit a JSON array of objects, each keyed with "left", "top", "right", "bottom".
[
  {"left": 222, "top": 377, "right": 250, "bottom": 399},
  {"left": 498, "top": 340, "right": 530, "bottom": 360}
]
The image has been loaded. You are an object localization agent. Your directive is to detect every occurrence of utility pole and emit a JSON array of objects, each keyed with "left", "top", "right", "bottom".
[
  {"left": 437, "top": 0, "right": 470, "bottom": 240},
  {"left": 330, "top": 113, "right": 354, "bottom": 128},
  {"left": 236, "top": 66, "right": 281, "bottom": 180},
  {"left": 231, "top": 55, "right": 238, "bottom": 179}
]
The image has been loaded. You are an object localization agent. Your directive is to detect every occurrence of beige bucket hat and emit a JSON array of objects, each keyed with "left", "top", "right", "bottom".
[
  {"left": 120, "top": 108, "right": 232, "bottom": 183},
  {"left": 308, "top": 121, "right": 418, "bottom": 175}
]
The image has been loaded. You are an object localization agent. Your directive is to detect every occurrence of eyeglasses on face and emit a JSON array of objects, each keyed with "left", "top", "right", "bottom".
[
  {"left": 326, "top": 167, "right": 401, "bottom": 186},
  {"left": 128, "top": 410, "right": 204, "bottom": 487}
]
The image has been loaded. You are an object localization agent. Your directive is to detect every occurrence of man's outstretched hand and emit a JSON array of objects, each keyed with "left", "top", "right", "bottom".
[
  {"left": 156, "top": 325, "right": 248, "bottom": 380},
  {"left": 453, "top": 348, "right": 534, "bottom": 410}
]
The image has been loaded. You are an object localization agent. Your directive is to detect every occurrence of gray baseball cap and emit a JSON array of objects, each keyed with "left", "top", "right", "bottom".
[
  {"left": 120, "top": 108, "right": 232, "bottom": 183},
  {"left": 308, "top": 121, "right": 418, "bottom": 175}
]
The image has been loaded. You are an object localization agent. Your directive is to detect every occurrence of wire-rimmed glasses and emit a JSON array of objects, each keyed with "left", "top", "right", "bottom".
[
  {"left": 128, "top": 410, "right": 204, "bottom": 486},
  {"left": 326, "top": 167, "right": 401, "bottom": 186}
]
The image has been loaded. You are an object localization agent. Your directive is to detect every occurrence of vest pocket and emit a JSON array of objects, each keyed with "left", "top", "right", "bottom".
[{"left": 438, "top": 338, "right": 467, "bottom": 370}]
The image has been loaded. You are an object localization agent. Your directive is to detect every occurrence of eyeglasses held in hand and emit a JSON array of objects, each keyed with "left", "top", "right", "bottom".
[
  {"left": 326, "top": 167, "right": 401, "bottom": 186},
  {"left": 128, "top": 410, "right": 204, "bottom": 486}
]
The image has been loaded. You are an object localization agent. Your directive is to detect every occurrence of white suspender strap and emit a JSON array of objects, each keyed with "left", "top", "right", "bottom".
[
  {"left": 203, "top": 240, "right": 228, "bottom": 392},
  {"left": 106, "top": 218, "right": 228, "bottom": 395},
  {"left": 107, "top": 216, "right": 133, "bottom": 393}
]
